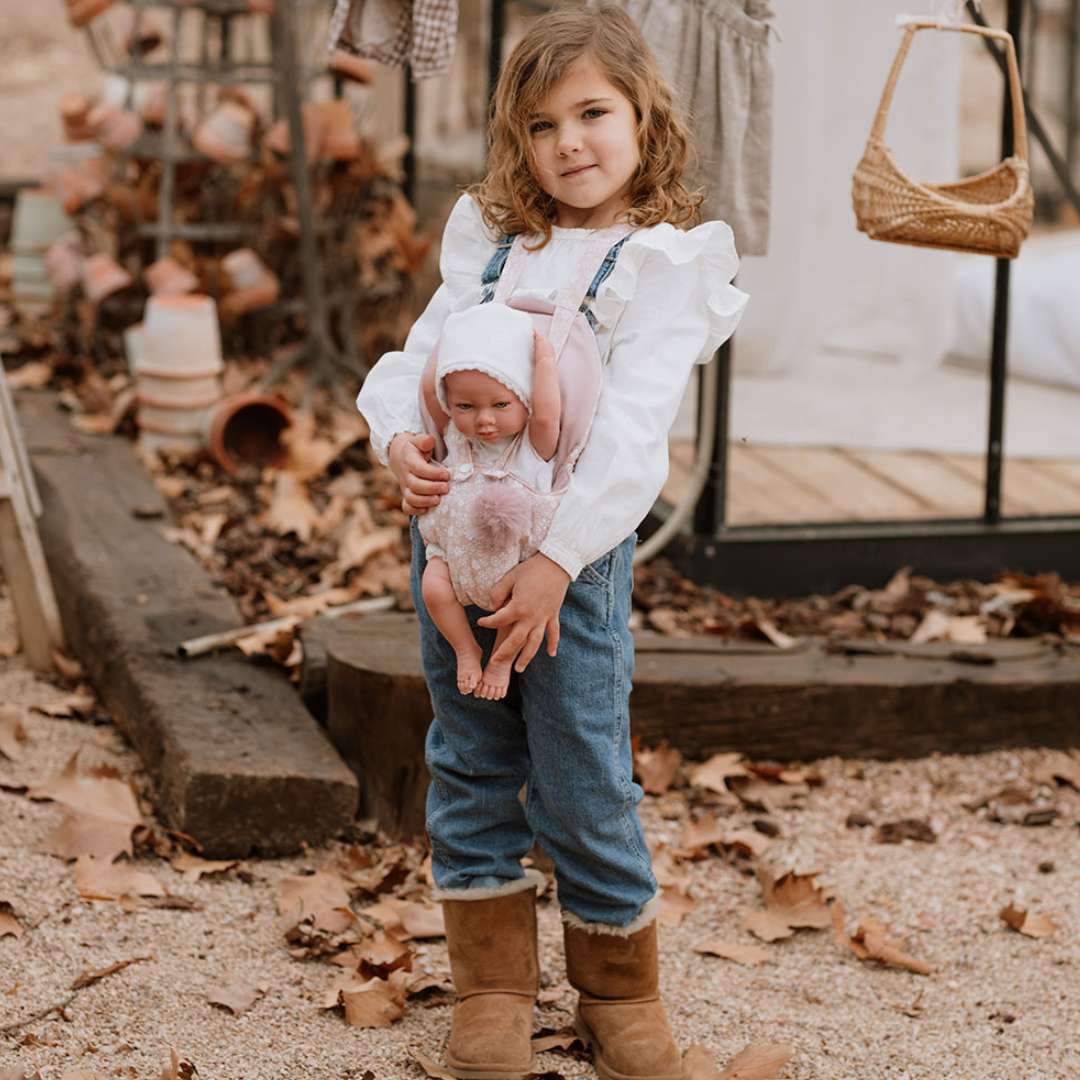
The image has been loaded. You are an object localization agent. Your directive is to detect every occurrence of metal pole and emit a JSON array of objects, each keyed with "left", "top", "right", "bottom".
[
  {"left": 985, "top": 0, "right": 1023, "bottom": 523},
  {"left": 270, "top": 0, "right": 330, "bottom": 360},
  {"left": 403, "top": 66, "right": 417, "bottom": 206},
  {"left": 487, "top": 0, "right": 505, "bottom": 159},
  {"left": 692, "top": 339, "right": 731, "bottom": 535},
  {"left": 1067, "top": 0, "right": 1079, "bottom": 187}
]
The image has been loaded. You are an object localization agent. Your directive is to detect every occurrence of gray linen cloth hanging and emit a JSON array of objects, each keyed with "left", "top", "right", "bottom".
[{"left": 615, "top": 0, "right": 776, "bottom": 256}]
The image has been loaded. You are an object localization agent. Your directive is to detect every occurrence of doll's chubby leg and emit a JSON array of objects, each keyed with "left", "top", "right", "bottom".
[
  {"left": 421, "top": 556, "right": 483, "bottom": 695},
  {"left": 476, "top": 625, "right": 514, "bottom": 702}
]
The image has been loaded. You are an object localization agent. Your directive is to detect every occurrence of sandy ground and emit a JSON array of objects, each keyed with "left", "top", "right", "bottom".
[{"left": 1, "top": 573, "right": 1079, "bottom": 1080}]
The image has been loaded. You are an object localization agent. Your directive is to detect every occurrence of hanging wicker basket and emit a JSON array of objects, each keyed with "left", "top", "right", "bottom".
[{"left": 852, "top": 20, "right": 1034, "bottom": 259}]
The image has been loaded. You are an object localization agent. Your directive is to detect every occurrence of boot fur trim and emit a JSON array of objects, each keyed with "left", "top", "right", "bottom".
[
  {"left": 433, "top": 867, "right": 546, "bottom": 902},
  {"left": 560, "top": 894, "right": 661, "bottom": 937}
]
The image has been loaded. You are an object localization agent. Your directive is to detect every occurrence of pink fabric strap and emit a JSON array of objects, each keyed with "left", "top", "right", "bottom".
[{"left": 493, "top": 223, "right": 632, "bottom": 357}]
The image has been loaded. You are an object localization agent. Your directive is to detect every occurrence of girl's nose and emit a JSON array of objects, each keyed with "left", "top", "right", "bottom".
[{"left": 556, "top": 124, "right": 582, "bottom": 157}]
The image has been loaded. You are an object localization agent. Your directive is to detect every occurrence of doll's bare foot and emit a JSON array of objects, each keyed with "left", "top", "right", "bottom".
[
  {"left": 475, "top": 657, "right": 512, "bottom": 700},
  {"left": 455, "top": 643, "right": 484, "bottom": 695}
]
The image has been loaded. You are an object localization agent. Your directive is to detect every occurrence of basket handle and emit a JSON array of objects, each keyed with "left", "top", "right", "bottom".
[{"left": 869, "top": 20, "right": 1028, "bottom": 163}]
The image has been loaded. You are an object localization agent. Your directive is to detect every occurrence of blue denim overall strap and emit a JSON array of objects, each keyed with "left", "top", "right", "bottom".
[
  {"left": 479, "top": 232, "right": 633, "bottom": 331},
  {"left": 478, "top": 234, "right": 514, "bottom": 304}
]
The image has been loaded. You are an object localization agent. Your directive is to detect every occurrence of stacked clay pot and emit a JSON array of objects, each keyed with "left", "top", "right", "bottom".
[
  {"left": 133, "top": 294, "right": 225, "bottom": 455},
  {"left": 9, "top": 189, "right": 74, "bottom": 318}
]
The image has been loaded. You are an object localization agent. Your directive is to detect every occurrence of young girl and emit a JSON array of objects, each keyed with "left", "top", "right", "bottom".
[
  {"left": 357, "top": 7, "right": 747, "bottom": 1079},
  {"left": 418, "top": 303, "right": 562, "bottom": 701}
]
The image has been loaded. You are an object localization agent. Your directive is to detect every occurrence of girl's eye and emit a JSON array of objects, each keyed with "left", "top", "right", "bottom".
[
  {"left": 583, "top": 108, "right": 607, "bottom": 120},
  {"left": 529, "top": 120, "right": 552, "bottom": 134}
]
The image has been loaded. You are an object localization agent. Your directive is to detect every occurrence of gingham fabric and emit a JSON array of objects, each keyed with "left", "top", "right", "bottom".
[{"left": 326, "top": 0, "right": 458, "bottom": 79}]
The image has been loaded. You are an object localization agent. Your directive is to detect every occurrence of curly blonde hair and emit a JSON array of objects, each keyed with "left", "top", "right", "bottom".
[{"left": 467, "top": 4, "right": 702, "bottom": 249}]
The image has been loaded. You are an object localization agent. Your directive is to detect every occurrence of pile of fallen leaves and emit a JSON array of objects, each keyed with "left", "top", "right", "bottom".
[
  {"left": 633, "top": 560, "right": 1080, "bottom": 647},
  {"left": 632, "top": 739, "right": 1072, "bottom": 989},
  {"left": 5, "top": 353, "right": 1080, "bottom": 666},
  {"left": 5, "top": 660, "right": 1079, "bottom": 1078}
]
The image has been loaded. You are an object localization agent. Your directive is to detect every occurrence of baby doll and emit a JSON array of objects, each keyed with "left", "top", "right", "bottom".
[{"left": 418, "top": 302, "right": 561, "bottom": 701}]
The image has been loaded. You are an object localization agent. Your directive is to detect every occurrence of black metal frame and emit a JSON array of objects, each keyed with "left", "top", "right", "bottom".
[
  {"left": 671, "top": 0, "right": 1080, "bottom": 595},
  {"left": 405, "top": 0, "right": 1080, "bottom": 596}
]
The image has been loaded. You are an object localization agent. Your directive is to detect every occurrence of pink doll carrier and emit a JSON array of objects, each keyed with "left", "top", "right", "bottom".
[{"left": 417, "top": 224, "right": 631, "bottom": 609}]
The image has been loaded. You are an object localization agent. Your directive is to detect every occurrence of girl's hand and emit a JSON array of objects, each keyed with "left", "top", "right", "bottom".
[
  {"left": 476, "top": 553, "right": 570, "bottom": 672},
  {"left": 388, "top": 433, "right": 450, "bottom": 516}
]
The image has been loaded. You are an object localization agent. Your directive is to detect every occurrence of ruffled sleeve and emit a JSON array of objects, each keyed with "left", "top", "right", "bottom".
[
  {"left": 356, "top": 195, "right": 498, "bottom": 464},
  {"left": 591, "top": 219, "right": 748, "bottom": 363},
  {"left": 439, "top": 193, "right": 501, "bottom": 311},
  {"left": 539, "top": 220, "right": 749, "bottom": 579}
]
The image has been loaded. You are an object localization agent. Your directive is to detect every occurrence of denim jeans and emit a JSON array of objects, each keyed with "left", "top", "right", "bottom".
[{"left": 410, "top": 517, "right": 657, "bottom": 928}]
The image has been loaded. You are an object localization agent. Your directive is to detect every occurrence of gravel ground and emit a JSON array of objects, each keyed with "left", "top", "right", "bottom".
[{"left": 1, "top": 581, "right": 1078, "bottom": 1080}]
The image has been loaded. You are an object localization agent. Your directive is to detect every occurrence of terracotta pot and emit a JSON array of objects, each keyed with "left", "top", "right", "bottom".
[
  {"left": 112, "top": 7, "right": 164, "bottom": 56},
  {"left": 88, "top": 104, "right": 144, "bottom": 152},
  {"left": 137, "top": 429, "right": 203, "bottom": 458},
  {"left": 140, "top": 84, "right": 168, "bottom": 128},
  {"left": 142, "top": 294, "right": 224, "bottom": 374},
  {"left": 218, "top": 248, "right": 279, "bottom": 317},
  {"left": 135, "top": 367, "right": 224, "bottom": 406},
  {"left": 138, "top": 399, "right": 217, "bottom": 437},
  {"left": 123, "top": 322, "right": 147, "bottom": 372},
  {"left": 328, "top": 49, "right": 375, "bottom": 85},
  {"left": 58, "top": 93, "right": 96, "bottom": 141},
  {"left": 66, "top": 0, "right": 114, "bottom": 28},
  {"left": 43, "top": 237, "right": 84, "bottom": 292},
  {"left": 206, "top": 393, "right": 291, "bottom": 473},
  {"left": 81, "top": 253, "right": 134, "bottom": 305},
  {"left": 144, "top": 257, "right": 198, "bottom": 296},
  {"left": 262, "top": 104, "right": 324, "bottom": 161},
  {"left": 317, "top": 100, "right": 361, "bottom": 162},
  {"left": 193, "top": 101, "right": 256, "bottom": 164},
  {"left": 11, "top": 189, "right": 72, "bottom": 253},
  {"left": 49, "top": 161, "right": 106, "bottom": 214}
]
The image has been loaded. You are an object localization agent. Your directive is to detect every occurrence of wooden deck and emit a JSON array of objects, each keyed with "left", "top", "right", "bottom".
[{"left": 664, "top": 441, "right": 1080, "bottom": 524}]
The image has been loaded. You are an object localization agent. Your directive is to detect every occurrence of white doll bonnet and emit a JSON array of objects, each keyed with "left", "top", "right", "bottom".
[{"left": 434, "top": 303, "right": 535, "bottom": 414}]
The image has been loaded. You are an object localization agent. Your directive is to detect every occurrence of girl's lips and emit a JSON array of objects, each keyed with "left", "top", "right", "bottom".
[{"left": 561, "top": 164, "right": 595, "bottom": 177}]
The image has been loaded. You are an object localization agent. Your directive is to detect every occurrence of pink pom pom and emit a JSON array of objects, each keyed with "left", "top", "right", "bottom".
[{"left": 474, "top": 483, "right": 532, "bottom": 549}]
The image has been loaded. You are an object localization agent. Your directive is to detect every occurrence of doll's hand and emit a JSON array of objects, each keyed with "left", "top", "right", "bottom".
[
  {"left": 388, "top": 433, "right": 450, "bottom": 516},
  {"left": 532, "top": 329, "right": 556, "bottom": 367},
  {"left": 476, "top": 553, "right": 570, "bottom": 672}
]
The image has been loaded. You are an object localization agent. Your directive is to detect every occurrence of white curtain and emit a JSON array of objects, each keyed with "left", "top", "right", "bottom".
[{"left": 733, "top": 0, "right": 963, "bottom": 375}]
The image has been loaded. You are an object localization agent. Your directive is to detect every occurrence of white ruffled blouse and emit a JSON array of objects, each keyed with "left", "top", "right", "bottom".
[{"left": 356, "top": 194, "right": 749, "bottom": 580}]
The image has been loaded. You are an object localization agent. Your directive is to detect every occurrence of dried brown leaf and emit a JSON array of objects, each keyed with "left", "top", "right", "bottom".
[
  {"left": 413, "top": 1050, "right": 457, "bottom": 1079},
  {"left": 658, "top": 884, "right": 696, "bottom": 927},
  {"left": 207, "top": 979, "right": 264, "bottom": 1014},
  {"left": 277, "top": 871, "right": 355, "bottom": 933},
  {"left": 361, "top": 897, "right": 445, "bottom": 940},
  {"left": 70, "top": 954, "right": 153, "bottom": 990},
  {"left": 261, "top": 473, "right": 320, "bottom": 542},
  {"left": 742, "top": 910, "right": 795, "bottom": 942},
  {"left": 170, "top": 851, "right": 239, "bottom": 882},
  {"left": 718, "top": 1042, "right": 794, "bottom": 1079},
  {"left": 693, "top": 939, "right": 771, "bottom": 966},
  {"left": 635, "top": 743, "right": 682, "bottom": 795},
  {"left": 37, "top": 811, "right": 136, "bottom": 862},
  {"left": 0, "top": 706, "right": 29, "bottom": 761},
  {"left": 28, "top": 752, "right": 143, "bottom": 826},
  {"left": 339, "top": 970, "right": 408, "bottom": 1028},
  {"left": 758, "top": 868, "right": 831, "bottom": 929},
  {"left": 999, "top": 903, "right": 1058, "bottom": 939},
  {"left": 688, "top": 753, "right": 747, "bottom": 794},
  {"left": 0, "top": 899, "right": 24, "bottom": 939},
  {"left": 74, "top": 855, "right": 166, "bottom": 901}
]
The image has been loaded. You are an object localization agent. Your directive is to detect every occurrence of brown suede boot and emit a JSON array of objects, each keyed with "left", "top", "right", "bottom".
[
  {"left": 440, "top": 878, "right": 541, "bottom": 1080},
  {"left": 564, "top": 917, "right": 683, "bottom": 1080}
]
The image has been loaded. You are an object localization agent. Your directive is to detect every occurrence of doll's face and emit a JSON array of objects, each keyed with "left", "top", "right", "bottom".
[{"left": 444, "top": 369, "right": 528, "bottom": 441}]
